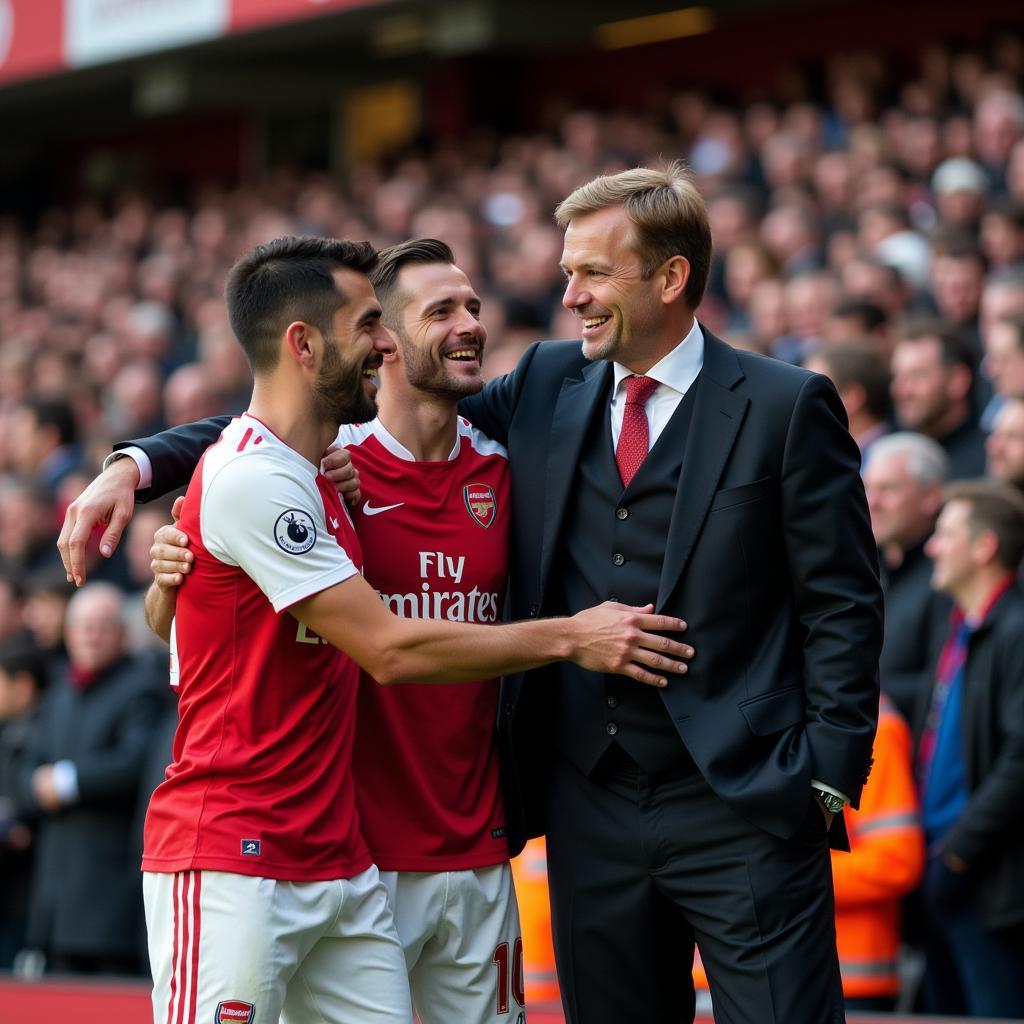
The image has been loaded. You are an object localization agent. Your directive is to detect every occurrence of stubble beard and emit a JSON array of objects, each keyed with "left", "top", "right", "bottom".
[
  {"left": 400, "top": 335, "right": 484, "bottom": 403},
  {"left": 314, "top": 336, "right": 378, "bottom": 427}
]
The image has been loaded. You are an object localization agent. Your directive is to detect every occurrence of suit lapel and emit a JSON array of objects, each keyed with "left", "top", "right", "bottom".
[
  {"left": 656, "top": 334, "right": 748, "bottom": 611},
  {"left": 539, "top": 360, "right": 612, "bottom": 596}
]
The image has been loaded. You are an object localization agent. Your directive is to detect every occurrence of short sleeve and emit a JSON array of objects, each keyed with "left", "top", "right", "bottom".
[{"left": 201, "top": 453, "right": 358, "bottom": 612}]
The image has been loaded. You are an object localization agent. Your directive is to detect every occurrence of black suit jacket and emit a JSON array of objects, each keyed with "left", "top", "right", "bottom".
[
  {"left": 119, "top": 331, "right": 882, "bottom": 856},
  {"left": 459, "top": 331, "right": 882, "bottom": 854}
]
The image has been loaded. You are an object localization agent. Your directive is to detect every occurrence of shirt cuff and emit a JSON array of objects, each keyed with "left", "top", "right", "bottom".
[
  {"left": 811, "top": 779, "right": 849, "bottom": 806},
  {"left": 51, "top": 760, "right": 80, "bottom": 804},
  {"left": 103, "top": 446, "right": 153, "bottom": 490}
]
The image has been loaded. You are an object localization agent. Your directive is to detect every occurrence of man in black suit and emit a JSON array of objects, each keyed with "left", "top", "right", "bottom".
[
  {"left": 457, "top": 163, "right": 881, "bottom": 1024},
  {"left": 57, "top": 164, "right": 881, "bottom": 1023}
]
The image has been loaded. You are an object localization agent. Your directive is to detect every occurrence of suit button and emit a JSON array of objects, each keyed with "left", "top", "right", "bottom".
[
  {"left": 505, "top": 703, "right": 514, "bottom": 718},
  {"left": 616, "top": 507, "right": 629, "bottom": 520},
  {"left": 606, "top": 696, "right": 619, "bottom": 709},
  {"left": 606, "top": 722, "right": 619, "bottom": 736},
  {"left": 528, "top": 604, "right": 539, "bottom": 617},
  {"left": 612, "top": 553, "right": 625, "bottom": 566}
]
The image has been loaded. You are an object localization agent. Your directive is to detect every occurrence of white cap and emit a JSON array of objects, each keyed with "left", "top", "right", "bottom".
[{"left": 931, "top": 157, "right": 989, "bottom": 196}]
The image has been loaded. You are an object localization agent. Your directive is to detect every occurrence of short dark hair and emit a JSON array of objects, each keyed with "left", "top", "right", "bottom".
[
  {"left": 814, "top": 340, "right": 891, "bottom": 420},
  {"left": 831, "top": 299, "right": 887, "bottom": 334},
  {"left": 28, "top": 398, "right": 77, "bottom": 447},
  {"left": 224, "top": 236, "right": 378, "bottom": 372},
  {"left": 900, "top": 318, "right": 977, "bottom": 379},
  {"left": 370, "top": 238, "right": 455, "bottom": 326},
  {"left": 0, "top": 639, "right": 48, "bottom": 692},
  {"left": 942, "top": 478, "right": 1024, "bottom": 571}
]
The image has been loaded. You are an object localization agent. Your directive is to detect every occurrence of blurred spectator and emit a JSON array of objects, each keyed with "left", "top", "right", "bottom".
[
  {"left": 121, "top": 502, "right": 179, "bottom": 656},
  {"left": 986, "top": 396, "right": 1024, "bottom": 494},
  {"left": 0, "top": 574, "right": 29, "bottom": 646},
  {"left": 916, "top": 480, "right": 1024, "bottom": 1017},
  {"left": 931, "top": 158, "right": 990, "bottom": 230},
  {"left": 983, "top": 312, "right": 1024, "bottom": 405},
  {"left": 722, "top": 240, "right": 779, "bottom": 331},
  {"left": 823, "top": 298, "right": 890, "bottom": 350},
  {"left": 840, "top": 255, "right": 912, "bottom": 320},
  {"left": 162, "top": 363, "right": 221, "bottom": 428},
  {"left": 805, "top": 340, "right": 891, "bottom": 459},
  {"left": 105, "top": 359, "right": 166, "bottom": 440},
  {"left": 0, "top": 478, "right": 60, "bottom": 576},
  {"left": 7, "top": 399, "right": 81, "bottom": 494},
  {"left": 973, "top": 90, "right": 1024, "bottom": 190},
  {"left": 979, "top": 200, "right": 1024, "bottom": 269},
  {"left": 832, "top": 693, "right": 924, "bottom": 1014},
  {"left": 980, "top": 266, "right": 1024, "bottom": 344},
  {"left": 0, "top": 641, "right": 47, "bottom": 968},
  {"left": 890, "top": 321, "right": 987, "bottom": 478},
  {"left": 863, "top": 433, "right": 951, "bottom": 721},
  {"left": 929, "top": 239, "right": 987, "bottom": 341},
  {"left": 22, "top": 569, "right": 72, "bottom": 676},
  {"left": 16, "top": 583, "right": 161, "bottom": 976},
  {"left": 772, "top": 269, "right": 837, "bottom": 363}
]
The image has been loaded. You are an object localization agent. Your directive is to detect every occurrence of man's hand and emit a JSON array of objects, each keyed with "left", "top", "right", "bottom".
[
  {"left": 31, "top": 766, "right": 63, "bottom": 813},
  {"left": 568, "top": 602, "right": 693, "bottom": 687},
  {"left": 150, "top": 497, "right": 191, "bottom": 590},
  {"left": 57, "top": 457, "right": 141, "bottom": 587},
  {"left": 322, "top": 446, "right": 362, "bottom": 508}
]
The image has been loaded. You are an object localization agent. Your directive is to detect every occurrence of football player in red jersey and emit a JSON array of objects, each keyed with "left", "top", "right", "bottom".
[{"left": 61, "top": 236, "right": 695, "bottom": 1024}]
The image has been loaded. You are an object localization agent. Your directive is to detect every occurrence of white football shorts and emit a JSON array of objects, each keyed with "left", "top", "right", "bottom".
[
  {"left": 379, "top": 864, "right": 526, "bottom": 1024},
  {"left": 144, "top": 866, "right": 412, "bottom": 1024}
]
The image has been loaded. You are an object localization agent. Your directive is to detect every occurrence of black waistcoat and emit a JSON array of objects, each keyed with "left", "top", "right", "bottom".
[{"left": 550, "top": 378, "right": 699, "bottom": 775}]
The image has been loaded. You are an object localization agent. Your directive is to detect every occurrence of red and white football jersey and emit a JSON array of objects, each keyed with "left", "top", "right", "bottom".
[
  {"left": 144, "top": 414, "right": 371, "bottom": 882},
  {"left": 339, "top": 417, "right": 511, "bottom": 871}
]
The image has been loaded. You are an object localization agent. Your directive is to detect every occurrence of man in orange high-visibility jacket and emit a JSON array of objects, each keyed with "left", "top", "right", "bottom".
[
  {"left": 693, "top": 695, "right": 923, "bottom": 1014},
  {"left": 511, "top": 838, "right": 562, "bottom": 1007},
  {"left": 832, "top": 693, "right": 924, "bottom": 1012}
]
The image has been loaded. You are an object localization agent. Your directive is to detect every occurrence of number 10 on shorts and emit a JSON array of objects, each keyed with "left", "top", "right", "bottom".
[{"left": 493, "top": 937, "right": 525, "bottom": 1014}]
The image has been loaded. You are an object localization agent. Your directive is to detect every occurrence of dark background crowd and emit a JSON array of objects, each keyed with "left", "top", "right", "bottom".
[{"left": 2, "top": 19, "right": 1024, "bottom": 1017}]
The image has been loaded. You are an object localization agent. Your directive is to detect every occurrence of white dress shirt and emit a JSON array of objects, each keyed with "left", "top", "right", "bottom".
[{"left": 609, "top": 318, "right": 705, "bottom": 451}]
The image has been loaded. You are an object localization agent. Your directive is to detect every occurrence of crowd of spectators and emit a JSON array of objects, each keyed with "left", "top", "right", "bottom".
[{"left": 2, "top": 27, "right": 1024, "bottom": 1015}]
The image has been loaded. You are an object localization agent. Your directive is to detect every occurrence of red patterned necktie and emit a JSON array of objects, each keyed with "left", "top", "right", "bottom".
[{"left": 615, "top": 374, "right": 659, "bottom": 487}]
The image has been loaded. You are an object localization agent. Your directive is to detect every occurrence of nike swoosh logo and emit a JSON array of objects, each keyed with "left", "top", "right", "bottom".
[{"left": 362, "top": 501, "right": 405, "bottom": 516}]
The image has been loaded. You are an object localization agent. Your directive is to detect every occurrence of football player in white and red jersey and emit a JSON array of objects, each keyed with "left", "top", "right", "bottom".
[
  {"left": 148, "top": 240, "right": 526, "bottom": 1021},
  {"left": 135, "top": 235, "right": 694, "bottom": 1024}
]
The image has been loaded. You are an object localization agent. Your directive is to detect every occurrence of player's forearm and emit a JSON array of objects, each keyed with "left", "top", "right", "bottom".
[
  {"left": 144, "top": 582, "right": 177, "bottom": 644},
  {"left": 362, "top": 616, "right": 577, "bottom": 685}
]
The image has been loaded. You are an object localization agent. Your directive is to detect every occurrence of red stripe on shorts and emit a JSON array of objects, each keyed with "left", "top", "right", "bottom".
[
  {"left": 187, "top": 872, "right": 202, "bottom": 1024},
  {"left": 166, "top": 872, "right": 181, "bottom": 1024}
]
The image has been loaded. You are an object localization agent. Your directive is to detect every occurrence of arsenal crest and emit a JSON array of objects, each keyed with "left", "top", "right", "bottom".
[
  {"left": 464, "top": 483, "right": 496, "bottom": 528},
  {"left": 215, "top": 1000, "right": 255, "bottom": 1024}
]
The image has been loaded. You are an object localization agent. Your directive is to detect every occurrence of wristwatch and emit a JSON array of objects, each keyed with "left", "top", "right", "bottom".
[{"left": 813, "top": 789, "right": 846, "bottom": 815}]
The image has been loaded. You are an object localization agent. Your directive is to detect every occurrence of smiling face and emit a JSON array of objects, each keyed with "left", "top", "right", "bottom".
[
  {"left": 314, "top": 267, "right": 393, "bottom": 426},
  {"left": 390, "top": 261, "right": 487, "bottom": 401},
  {"left": 559, "top": 205, "right": 671, "bottom": 370},
  {"left": 926, "top": 499, "right": 981, "bottom": 596}
]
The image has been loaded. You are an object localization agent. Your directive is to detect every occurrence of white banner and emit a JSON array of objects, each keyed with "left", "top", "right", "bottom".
[{"left": 65, "top": 0, "right": 229, "bottom": 67}]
